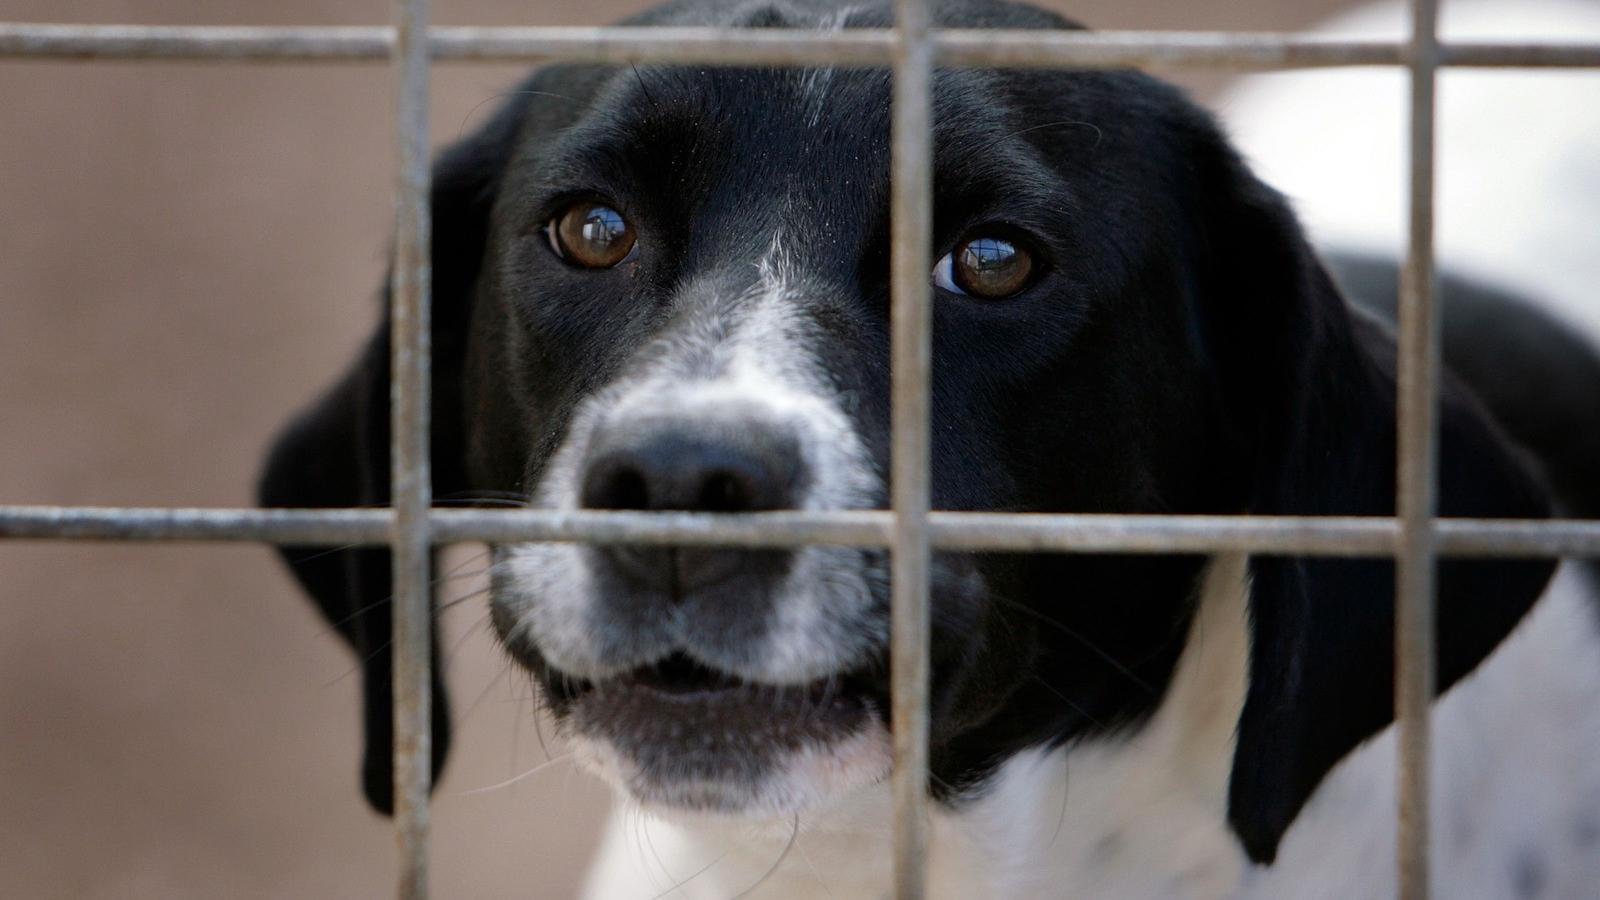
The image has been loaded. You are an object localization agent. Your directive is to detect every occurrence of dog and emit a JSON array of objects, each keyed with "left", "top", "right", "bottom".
[{"left": 259, "top": 0, "right": 1600, "bottom": 895}]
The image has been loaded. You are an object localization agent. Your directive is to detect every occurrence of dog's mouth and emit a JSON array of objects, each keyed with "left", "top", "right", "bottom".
[
  {"left": 561, "top": 651, "right": 873, "bottom": 731},
  {"left": 553, "top": 652, "right": 888, "bottom": 813},
  {"left": 614, "top": 652, "right": 860, "bottom": 700}
]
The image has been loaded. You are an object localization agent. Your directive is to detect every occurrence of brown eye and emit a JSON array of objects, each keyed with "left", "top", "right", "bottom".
[
  {"left": 546, "top": 201, "right": 636, "bottom": 268},
  {"left": 932, "top": 235, "right": 1036, "bottom": 299}
]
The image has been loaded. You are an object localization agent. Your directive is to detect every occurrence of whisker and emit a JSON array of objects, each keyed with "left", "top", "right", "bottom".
[
  {"left": 973, "top": 118, "right": 1105, "bottom": 159},
  {"left": 315, "top": 552, "right": 493, "bottom": 637},
  {"left": 631, "top": 62, "right": 661, "bottom": 115},
  {"left": 506, "top": 660, "right": 529, "bottom": 792},
  {"left": 1029, "top": 675, "right": 1107, "bottom": 730},
  {"left": 793, "top": 833, "right": 838, "bottom": 900},
  {"left": 437, "top": 489, "right": 532, "bottom": 505},
  {"left": 730, "top": 814, "right": 801, "bottom": 899},
  {"left": 928, "top": 770, "right": 962, "bottom": 797},
  {"left": 445, "top": 615, "right": 499, "bottom": 696},
  {"left": 1049, "top": 750, "right": 1071, "bottom": 853},
  {"left": 989, "top": 594, "right": 1155, "bottom": 694},
  {"left": 280, "top": 543, "right": 355, "bottom": 566},
  {"left": 531, "top": 673, "right": 553, "bottom": 760},
  {"left": 645, "top": 846, "right": 728, "bottom": 900},
  {"left": 436, "top": 584, "right": 493, "bottom": 617},
  {"left": 458, "top": 752, "right": 575, "bottom": 796},
  {"left": 456, "top": 89, "right": 578, "bottom": 141},
  {"left": 641, "top": 813, "right": 678, "bottom": 894},
  {"left": 322, "top": 585, "right": 491, "bottom": 688}
]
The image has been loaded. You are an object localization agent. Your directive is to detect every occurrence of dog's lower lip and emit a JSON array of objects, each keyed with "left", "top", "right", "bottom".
[
  {"left": 576, "top": 653, "right": 854, "bottom": 705},
  {"left": 563, "top": 653, "right": 875, "bottom": 782},
  {"left": 560, "top": 653, "right": 881, "bottom": 814}
]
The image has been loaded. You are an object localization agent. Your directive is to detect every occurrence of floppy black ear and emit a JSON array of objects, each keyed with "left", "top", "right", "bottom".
[
  {"left": 1195, "top": 145, "right": 1557, "bottom": 862},
  {"left": 256, "top": 97, "right": 522, "bottom": 815}
]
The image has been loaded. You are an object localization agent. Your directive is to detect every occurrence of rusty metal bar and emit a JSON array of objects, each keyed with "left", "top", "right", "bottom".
[
  {"left": 6, "top": 23, "right": 1600, "bottom": 70},
  {"left": 389, "top": 0, "right": 432, "bottom": 895},
  {"left": 889, "top": 0, "right": 933, "bottom": 894},
  {"left": 4, "top": 506, "right": 1600, "bottom": 557},
  {"left": 1395, "top": 0, "right": 1441, "bottom": 896}
]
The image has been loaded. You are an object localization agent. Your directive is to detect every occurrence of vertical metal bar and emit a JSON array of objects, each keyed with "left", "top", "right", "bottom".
[
  {"left": 889, "top": 0, "right": 933, "bottom": 896},
  {"left": 391, "top": 0, "right": 432, "bottom": 897},
  {"left": 1395, "top": 0, "right": 1440, "bottom": 897}
]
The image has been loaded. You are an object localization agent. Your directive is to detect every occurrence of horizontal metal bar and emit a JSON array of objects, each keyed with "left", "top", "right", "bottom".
[
  {"left": 441, "top": 26, "right": 893, "bottom": 66},
  {"left": 3, "top": 505, "right": 1598, "bottom": 557},
  {"left": 3, "top": 24, "right": 1599, "bottom": 70},
  {"left": 1442, "top": 42, "right": 1600, "bottom": 67},
  {"left": 0, "top": 506, "right": 395, "bottom": 543},
  {"left": 1433, "top": 519, "right": 1600, "bottom": 557},
  {"left": 936, "top": 511, "right": 1398, "bottom": 555},
  {"left": 0, "top": 24, "right": 394, "bottom": 61},
  {"left": 0, "top": 24, "right": 880, "bottom": 65},
  {"left": 934, "top": 30, "right": 1400, "bottom": 69}
]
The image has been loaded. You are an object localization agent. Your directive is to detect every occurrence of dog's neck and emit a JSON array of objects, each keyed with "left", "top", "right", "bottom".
[{"left": 578, "top": 554, "right": 1254, "bottom": 899}]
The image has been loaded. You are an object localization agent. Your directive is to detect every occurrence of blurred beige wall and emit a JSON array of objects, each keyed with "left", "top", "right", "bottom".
[{"left": 0, "top": 1, "right": 1349, "bottom": 897}]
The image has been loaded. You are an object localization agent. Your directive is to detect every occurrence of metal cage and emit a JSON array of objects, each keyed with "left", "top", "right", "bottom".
[{"left": 4, "top": 3, "right": 1600, "bottom": 898}]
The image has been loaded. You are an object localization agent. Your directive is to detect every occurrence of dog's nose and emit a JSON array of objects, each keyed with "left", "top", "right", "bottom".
[
  {"left": 579, "top": 416, "right": 804, "bottom": 591},
  {"left": 581, "top": 420, "right": 802, "bottom": 513}
]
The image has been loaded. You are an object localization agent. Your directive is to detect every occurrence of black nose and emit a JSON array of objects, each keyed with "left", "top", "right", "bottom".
[{"left": 579, "top": 415, "right": 805, "bottom": 591}]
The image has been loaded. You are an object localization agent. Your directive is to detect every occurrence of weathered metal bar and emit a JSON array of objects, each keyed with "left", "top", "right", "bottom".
[
  {"left": 0, "top": 24, "right": 396, "bottom": 60},
  {"left": 3, "top": 506, "right": 1600, "bottom": 556},
  {"left": 0, "top": 24, "right": 886, "bottom": 64},
  {"left": 1433, "top": 520, "right": 1600, "bottom": 557},
  {"left": 389, "top": 0, "right": 432, "bottom": 894},
  {"left": 1441, "top": 42, "right": 1600, "bottom": 67},
  {"left": 934, "top": 29, "right": 1401, "bottom": 68},
  {"left": 889, "top": 0, "right": 934, "bottom": 894},
  {"left": 5, "top": 24, "right": 1600, "bottom": 70},
  {"left": 1395, "top": 0, "right": 1441, "bottom": 895},
  {"left": 931, "top": 512, "right": 1397, "bottom": 556},
  {"left": 0, "top": 506, "right": 396, "bottom": 543},
  {"left": 437, "top": 25, "right": 890, "bottom": 65}
]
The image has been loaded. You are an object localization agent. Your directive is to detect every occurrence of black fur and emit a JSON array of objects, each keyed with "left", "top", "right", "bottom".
[
  {"left": 255, "top": 95, "right": 524, "bottom": 812},
  {"left": 1335, "top": 253, "right": 1600, "bottom": 522},
  {"left": 260, "top": 0, "right": 1563, "bottom": 863}
]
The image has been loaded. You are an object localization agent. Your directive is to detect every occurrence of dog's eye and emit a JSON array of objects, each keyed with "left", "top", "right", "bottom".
[
  {"left": 545, "top": 201, "right": 636, "bottom": 268},
  {"left": 932, "top": 236, "right": 1036, "bottom": 299}
]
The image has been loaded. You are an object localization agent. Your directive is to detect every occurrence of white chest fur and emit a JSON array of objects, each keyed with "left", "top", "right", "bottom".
[
  {"left": 578, "top": 555, "right": 1252, "bottom": 899},
  {"left": 577, "top": 558, "right": 1600, "bottom": 899}
]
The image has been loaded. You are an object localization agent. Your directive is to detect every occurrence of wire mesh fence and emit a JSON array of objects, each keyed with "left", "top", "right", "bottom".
[{"left": 3, "top": 2, "right": 1599, "bottom": 898}]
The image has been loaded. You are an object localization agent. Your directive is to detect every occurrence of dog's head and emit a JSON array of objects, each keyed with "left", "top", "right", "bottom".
[{"left": 260, "top": 0, "right": 1554, "bottom": 863}]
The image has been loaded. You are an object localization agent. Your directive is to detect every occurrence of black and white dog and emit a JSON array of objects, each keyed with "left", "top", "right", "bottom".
[{"left": 260, "top": 0, "right": 1600, "bottom": 895}]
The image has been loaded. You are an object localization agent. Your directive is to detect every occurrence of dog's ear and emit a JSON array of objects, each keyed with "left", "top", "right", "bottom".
[
  {"left": 256, "top": 96, "right": 523, "bottom": 815},
  {"left": 1191, "top": 137, "right": 1557, "bottom": 862}
]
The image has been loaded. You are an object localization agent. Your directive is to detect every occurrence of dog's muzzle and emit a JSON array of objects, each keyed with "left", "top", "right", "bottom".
[{"left": 490, "top": 303, "right": 893, "bottom": 814}]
